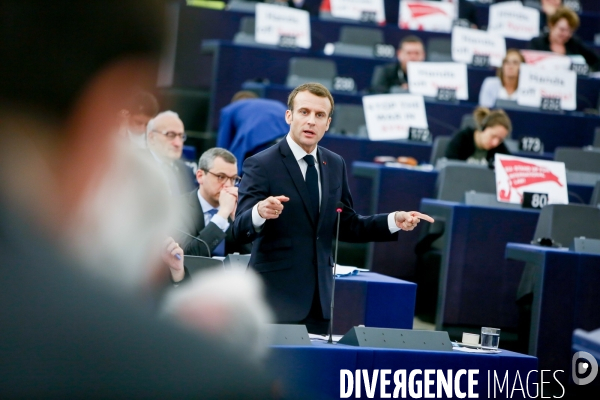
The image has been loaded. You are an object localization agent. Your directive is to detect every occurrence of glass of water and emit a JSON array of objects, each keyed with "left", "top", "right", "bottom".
[{"left": 481, "top": 327, "right": 501, "bottom": 349}]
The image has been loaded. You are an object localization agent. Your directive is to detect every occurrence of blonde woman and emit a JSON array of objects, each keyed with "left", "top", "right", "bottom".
[{"left": 479, "top": 49, "right": 525, "bottom": 107}]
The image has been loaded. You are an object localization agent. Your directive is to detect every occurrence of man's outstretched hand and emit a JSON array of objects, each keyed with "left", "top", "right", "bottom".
[
  {"left": 257, "top": 195, "right": 290, "bottom": 219},
  {"left": 394, "top": 211, "right": 435, "bottom": 231}
]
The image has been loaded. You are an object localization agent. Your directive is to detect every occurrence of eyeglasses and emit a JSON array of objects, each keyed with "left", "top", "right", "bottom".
[
  {"left": 152, "top": 130, "right": 187, "bottom": 141},
  {"left": 204, "top": 170, "right": 242, "bottom": 186}
]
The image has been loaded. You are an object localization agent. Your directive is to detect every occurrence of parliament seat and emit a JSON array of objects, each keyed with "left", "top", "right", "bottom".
[
  {"left": 286, "top": 57, "right": 337, "bottom": 90},
  {"left": 555, "top": 147, "right": 600, "bottom": 174}
]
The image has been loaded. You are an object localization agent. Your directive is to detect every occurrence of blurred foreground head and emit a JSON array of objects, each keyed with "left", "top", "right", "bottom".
[
  {"left": 162, "top": 269, "right": 274, "bottom": 363},
  {"left": 0, "top": 1, "right": 176, "bottom": 288}
]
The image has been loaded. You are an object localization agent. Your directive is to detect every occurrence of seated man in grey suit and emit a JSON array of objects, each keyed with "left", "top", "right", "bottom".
[
  {"left": 147, "top": 110, "right": 196, "bottom": 195},
  {"left": 179, "top": 148, "right": 250, "bottom": 258}
]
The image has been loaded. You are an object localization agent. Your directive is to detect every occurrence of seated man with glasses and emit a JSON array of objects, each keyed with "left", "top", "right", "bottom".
[
  {"left": 177, "top": 148, "right": 250, "bottom": 262},
  {"left": 146, "top": 110, "right": 195, "bottom": 195}
]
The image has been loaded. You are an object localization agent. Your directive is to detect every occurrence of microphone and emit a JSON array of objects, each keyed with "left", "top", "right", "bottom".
[
  {"left": 328, "top": 201, "right": 344, "bottom": 344},
  {"left": 175, "top": 228, "right": 212, "bottom": 258}
]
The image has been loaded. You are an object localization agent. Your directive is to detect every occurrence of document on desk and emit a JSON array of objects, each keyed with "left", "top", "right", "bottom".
[
  {"left": 334, "top": 265, "right": 369, "bottom": 277},
  {"left": 309, "top": 333, "right": 343, "bottom": 343}
]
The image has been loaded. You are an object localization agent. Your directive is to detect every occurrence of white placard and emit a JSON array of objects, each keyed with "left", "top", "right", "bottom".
[
  {"left": 495, "top": 154, "right": 568, "bottom": 205},
  {"left": 399, "top": 0, "right": 455, "bottom": 33},
  {"left": 520, "top": 50, "right": 573, "bottom": 70},
  {"left": 330, "top": 0, "right": 386, "bottom": 24},
  {"left": 517, "top": 64, "right": 577, "bottom": 110},
  {"left": 487, "top": 1, "right": 540, "bottom": 40},
  {"left": 451, "top": 26, "right": 506, "bottom": 67},
  {"left": 363, "top": 94, "right": 428, "bottom": 141},
  {"left": 407, "top": 62, "right": 469, "bottom": 100},
  {"left": 255, "top": 3, "right": 311, "bottom": 49}
]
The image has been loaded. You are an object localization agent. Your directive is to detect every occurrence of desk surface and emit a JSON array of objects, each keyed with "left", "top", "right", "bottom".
[
  {"left": 269, "top": 341, "right": 538, "bottom": 399},
  {"left": 334, "top": 272, "right": 416, "bottom": 334},
  {"left": 505, "top": 243, "right": 600, "bottom": 375},
  {"left": 421, "top": 199, "right": 540, "bottom": 330}
]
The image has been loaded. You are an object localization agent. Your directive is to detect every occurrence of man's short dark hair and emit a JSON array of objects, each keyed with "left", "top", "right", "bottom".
[
  {"left": 0, "top": 1, "right": 165, "bottom": 122},
  {"left": 198, "top": 148, "right": 237, "bottom": 171},
  {"left": 399, "top": 35, "right": 424, "bottom": 50},
  {"left": 287, "top": 82, "right": 334, "bottom": 118}
]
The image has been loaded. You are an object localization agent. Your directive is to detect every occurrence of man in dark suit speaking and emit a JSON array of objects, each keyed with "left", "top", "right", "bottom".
[{"left": 233, "top": 83, "right": 434, "bottom": 333}]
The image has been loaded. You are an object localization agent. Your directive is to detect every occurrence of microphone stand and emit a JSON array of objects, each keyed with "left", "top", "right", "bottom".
[
  {"left": 175, "top": 228, "right": 211, "bottom": 258},
  {"left": 328, "top": 205, "right": 343, "bottom": 344}
]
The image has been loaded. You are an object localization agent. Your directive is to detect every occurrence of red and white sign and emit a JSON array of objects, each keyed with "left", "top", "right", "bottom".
[
  {"left": 255, "top": 3, "right": 311, "bottom": 49},
  {"left": 495, "top": 154, "right": 568, "bottom": 204},
  {"left": 407, "top": 62, "right": 469, "bottom": 100},
  {"left": 517, "top": 64, "right": 577, "bottom": 110},
  {"left": 487, "top": 1, "right": 540, "bottom": 41},
  {"left": 399, "top": 0, "right": 455, "bottom": 33},
  {"left": 520, "top": 50, "right": 573, "bottom": 70},
  {"left": 330, "top": 0, "right": 386, "bottom": 24}
]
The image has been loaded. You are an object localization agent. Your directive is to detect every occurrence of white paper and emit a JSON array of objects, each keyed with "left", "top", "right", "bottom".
[
  {"left": 453, "top": 346, "right": 501, "bottom": 354},
  {"left": 309, "top": 333, "right": 343, "bottom": 342},
  {"left": 451, "top": 26, "right": 506, "bottom": 67},
  {"left": 399, "top": 0, "right": 455, "bottom": 33},
  {"left": 255, "top": 3, "right": 311, "bottom": 49},
  {"left": 363, "top": 94, "right": 428, "bottom": 141},
  {"left": 495, "top": 154, "right": 569, "bottom": 205},
  {"left": 487, "top": 1, "right": 540, "bottom": 40},
  {"left": 334, "top": 264, "right": 369, "bottom": 277},
  {"left": 330, "top": 0, "right": 386, "bottom": 24},
  {"left": 407, "top": 62, "right": 469, "bottom": 100},
  {"left": 521, "top": 50, "right": 573, "bottom": 70},
  {"left": 517, "top": 64, "right": 577, "bottom": 110}
]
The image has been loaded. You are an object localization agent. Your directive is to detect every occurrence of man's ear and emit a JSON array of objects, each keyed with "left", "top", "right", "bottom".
[
  {"left": 325, "top": 117, "right": 332, "bottom": 131},
  {"left": 285, "top": 109, "right": 292, "bottom": 125},
  {"left": 196, "top": 168, "right": 205, "bottom": 185}
]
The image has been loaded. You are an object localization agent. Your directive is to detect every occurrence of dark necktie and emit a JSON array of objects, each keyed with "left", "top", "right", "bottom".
[
  {"left": 206, "top": 208, "right": 225, "bottom": 256},
  {"left": 303, "top": 154, "right": 320, "bottom": 221}
]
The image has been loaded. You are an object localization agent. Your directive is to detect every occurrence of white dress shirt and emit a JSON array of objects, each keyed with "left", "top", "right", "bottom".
[
  {"left": 478, "top": 77, "right": 519, "bottom": 108},
  {"left": 252, "top": 135, "right": 400, "bottom": 233},
  {"left": 198, "top": 190, "right": 229, "bottom": 232}
]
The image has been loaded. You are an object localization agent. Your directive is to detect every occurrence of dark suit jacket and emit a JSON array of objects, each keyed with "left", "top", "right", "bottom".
[
  {"left": 232, "top": 139, "right": 399, "bottom": 322},
  {"left": 370, "top": 62, "right": 407, "bottom": 94},
  {"left": 178, "top": 190, "right": 251, "bottom": 257}
]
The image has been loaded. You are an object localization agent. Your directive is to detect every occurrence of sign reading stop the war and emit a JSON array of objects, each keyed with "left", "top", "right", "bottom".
[
  {"left": 362, "top": 93, "right": 428, "bottom": 141},
  {"left": 494, "top": 154, "right": 568, "bottom": 205}
]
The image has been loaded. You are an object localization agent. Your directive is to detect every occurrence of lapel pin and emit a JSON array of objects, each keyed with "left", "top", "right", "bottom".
[{"left": 323, "top": 161, "right": 327, "bottom": 165}]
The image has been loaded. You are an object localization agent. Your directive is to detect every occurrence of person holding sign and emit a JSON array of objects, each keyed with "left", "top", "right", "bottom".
[
  {"left": 369, "top": 36, "right": 426, "bottom": 94},
  {"left": 479, "top": 49, "right": 525, "bottom": 108},
  {"left": 530, "top": 6, "right": 600, "bottom": 71},
  {"left": 445, "top": 107, "right": 512, "bottom": 166},
  {"left": 232, "top": 82, "right": 435, "bottom": 333}
]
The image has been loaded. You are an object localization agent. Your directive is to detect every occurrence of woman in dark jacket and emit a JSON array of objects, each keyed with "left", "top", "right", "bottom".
[
  {"left": 530, "top": 6, "right": 600, "bottom": 71},
  {"left": 445, "top": 107, "right": 512, "bottom": 165}
]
